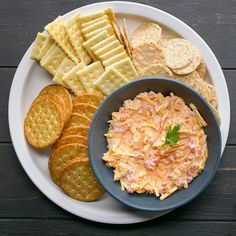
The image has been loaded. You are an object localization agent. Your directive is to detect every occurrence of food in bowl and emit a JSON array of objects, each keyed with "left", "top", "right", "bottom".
[{"left": 103, "top": 91, "right": 208, "bottom": 200}]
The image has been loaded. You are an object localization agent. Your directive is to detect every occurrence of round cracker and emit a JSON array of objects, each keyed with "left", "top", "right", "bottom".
[
  {"left": 196, "top": 60, "right": 207, "bottom": 79},
  {"left": 130, "top": 22, "right": 162, "bottom": 49},
  {"left": 174, "top": 71, "right": 201, "bottom": 87},
  {"left": 60, "top": 158, "right": 105, "bottom": 201},
  {"left": 53, "top": 135, "right": 88, "bottom": 151},
  {"left": 132, "top": 42, "right": 164, "bottom": 72},
  {"left": 138, "top": 63, "right": 173, "bottom": 78},
  {"left": 73, "top": 103, "right": 97, "bottom": 119},
  {"left": 62, "top": 125, "right": 89, "bottom": 138},
  {"left": 49, "top": 143, "right": 88, "bottom": 185},
  {"left": 65, "top": 113, "right": 91, "bottom": 129},
  {"left": 209, "top": 104, "right": 221, "bottom": 124},
  {"left": 163, "top": 38, "right": 194, "bottom": 69},
  {"left": 73, "top": 93, "right": 104, "bottom": 107},
  {"left": 24, "top": 94, "right": 65, "bottom": 149},
  {"left": 40, "top": 84, "right": 72, "bottom": 123},
  {"left": 172, "top": 47, "right": 201, "bottom": 75}
]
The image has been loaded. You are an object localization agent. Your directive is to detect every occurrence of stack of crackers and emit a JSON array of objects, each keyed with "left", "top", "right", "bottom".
[{"left": 31, "top": 8, "right": 138, "bottom": 96}]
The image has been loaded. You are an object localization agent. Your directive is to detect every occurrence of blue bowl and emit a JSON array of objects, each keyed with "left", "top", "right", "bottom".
[{"left": 88, "top": 78, "right": 221, "bottom": 211}]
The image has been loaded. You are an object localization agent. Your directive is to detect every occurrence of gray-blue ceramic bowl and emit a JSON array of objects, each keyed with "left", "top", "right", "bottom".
[{"left": 88, "top": 78, "right": 221, "bottom": 211}]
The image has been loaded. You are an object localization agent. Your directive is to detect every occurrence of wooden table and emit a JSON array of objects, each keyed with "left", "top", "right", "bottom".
[{"left": 0, "top": 0, "right": 235, "bottom": 235}]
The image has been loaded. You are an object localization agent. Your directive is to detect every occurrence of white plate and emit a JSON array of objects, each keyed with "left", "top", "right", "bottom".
[{"left": 8, "top": 1, "right": 230, "bottom": 224}]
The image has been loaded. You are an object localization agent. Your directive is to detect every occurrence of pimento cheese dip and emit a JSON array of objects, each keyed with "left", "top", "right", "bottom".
[{"left": 103, "top": 91, "right": 208, "bottom": 200}]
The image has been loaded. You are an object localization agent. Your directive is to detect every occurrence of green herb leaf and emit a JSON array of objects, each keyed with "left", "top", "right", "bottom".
[{"left": 165, "top": 124, "right": 181, "bottom": 145}]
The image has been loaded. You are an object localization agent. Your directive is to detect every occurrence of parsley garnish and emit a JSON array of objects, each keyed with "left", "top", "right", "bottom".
[{"left": 165, "top": 124, "right": 181, "bottom": 145}]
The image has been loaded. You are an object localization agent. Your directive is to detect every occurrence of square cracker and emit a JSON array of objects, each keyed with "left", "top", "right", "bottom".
[
  {"left": 112, "top": 58, "right": 138, "bottom": 81},
  {"left": 80, "top": 15, "right": 109, "bottom": 29},
  {"left": 90, "top": 35, "right": 116, "bottom": 52},
  {"left": 77, "top": 62, "right": 104, "bottom": 93},
  {"left": 95, "top": 67, "right": 128, "bottom": 95},
  {"left": 65, "top": 13, "right": 91, "bottom": 65},
  {"left": 94, "top": 40, "right": 121, "bottom": 58},
  {"left": 38, "top": 35, "right": 54, "bottom": 60},
  {"left": 63, "top": 62, "right": 86, "bottom": 95},
  {"left": 45, "top": 16, "right": 79, "bottom": 64},
  {"left": 53, "top": 57, "right": 75, "bottom": 87},
  {"left": 31, "top": 32, "right": 47, "bottom": 60},
  {"left": 99, "top": 45, "right": 125, "bottom": 61},
  {"left": 40, "top": 44, "right": 67, "bottom": 76},
  {"left": 103, "top": 51, "right": 128, "bottom": 67},
  {"left": 84, "top": 25, "right": 114, "bottom": 40},
  {"left": 82, "top": 31, "right": 110, "bottom": 59},
  {"left": 81, "top": 19, "right": 110, "bottom": 36}
]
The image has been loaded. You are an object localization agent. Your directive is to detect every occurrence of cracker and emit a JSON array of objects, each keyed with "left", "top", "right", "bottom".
[
  {"left": 49, "top": 143, "right": 88, "bottom": 185},
  {"left": 103, "top": 51, "right": 128, "bottom": 67},
  {"left": 60, "top": 158, "right": 105, "bottom": 201},
  {"left": 53, "top": 135, "right": 88, "bottom": 151},
  {"left": 80, "top": 15, "right": 109, "bottom": 29},
  {"left": 40, "top": 43, "right": 57, "bottom": 64},
  {"left": 112, "top": 58, "right": 138, "bottom": 81},
  {"left": 62, "top": 62, "right": 86, "bottom": 95},
  {"left": 65, "top": 113, "right": 91, "bottom": 129},
  {"left": 94, "top": 40, "right": 121, "bottom": 58},
  {"left": 73, "top": 93, "right": 104, "bottom": 107},
  {"left": 85, "top": 25, "right": 114, "bottom": 40},
  {"left": 77, "top": 62, "right": 104, "bottom": 93},
  {"left": 65, "top": 13, "right": 91, "bottom": 65},
  {"left": 38, "top": 36, "right": 54, "bottom": 60},
  {"left": 139, "top": 63, "right": 173, "bottom": 78},
  {"left": 62, "top": 125, "right": 89, "bottom": 138},
  {"left": 82, "top": 31, "right": 110, "bottom": 59},
  {"left": 53, "top": 57, "right": 75, "bottom": 87},
  {"left": 163, "top": 38, "right": 194, "bottom": 69},
  {"left": 190, "top": 103, "right": 207, "bottom": 127},
  {"left": 209, "top": 104, "right": 221, "bottom": 124},
  {"left": 99, "top": 45, "right": 125, "bottom": 61},
  {"left": 24, "top": 94, "right": 65, "bottom": 149},
  {"left": 40, "top": 44, "right": 67, "bottom": 76},
  {"left": 111, "top": 21, "right": 124, "bottom": 45},
  {"left": 172, "top": 47, "right": 201, "bottom": 75},
  {"left": 95, "top": 67, "right": 128, "bottom": 95},
  {"left": 132, "top": 42, "right": 164, "bottom": 72},
  {"left": 196, "top": 59, "right": 207, "bottom": 79},
  {"left": 91, "top": 35, "right": 117, "bottom": 52},
  {"left": 130, "top": 22, "right": 162, "bottom": 49},
  {"left": 174, "top": 71, "right": 200, "bottom": 87},
  {"left": 45, "top": 16, "right": 79, "bottom": 63},
  {"left": 79, "top": 11, "right": 106, "bottom": 24},
  {"left": 73, "top": 103, "right": 97, "bottom": 119},
  {"left": 31, "top": 32, "right": 47, "bottom": 60},
  {"left": 81, "top": 19, "right": 110, "bottom": 35},
  {"left": 39, "top": 84, "right": 73, "bottom": 124}
]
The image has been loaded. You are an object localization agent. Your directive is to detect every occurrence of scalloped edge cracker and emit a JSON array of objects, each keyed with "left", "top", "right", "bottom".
[
  {"left": 65, "top": 13, "right": 91, "bottom": 65},
  {"left": 45, "top": 16, "right": 79, "bottom": 64},
  {"left": 95, "top": 67, "right": 128, "bottom": 95},
  {"left": 77, "top": 62, "right": 104, "bottom": 94},
  {"left": 38, "top": 36, "right": 54, "bottom": 60},
  {"left": 62, "top": 62, "right": 86, "bottom": 95},
  {"left": 103, "top": 51, "right": 128, "bottom": 67},
  {"left": 40, "top": 44, "right": 67, "bottom": 76},
  {"left": 112, "top": 58, "right": 138, "bottom": 81},
  {"left": 31, "top": 32, "right": 47, "bottom": 60},
  {"left": 53, "top": 57, "right": 75, "bottom": 87}
]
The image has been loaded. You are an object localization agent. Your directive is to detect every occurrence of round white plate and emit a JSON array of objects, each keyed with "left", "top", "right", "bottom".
[{"left": 8, "top": 1, "right": 230, "bottom": 224}]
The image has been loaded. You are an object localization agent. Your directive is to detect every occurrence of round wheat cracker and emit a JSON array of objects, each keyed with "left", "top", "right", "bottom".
[
  {"left": 65, "top": 113, "right": 91, "bottom": 129},
  {"left": 73, "top": 103, "right": 97, "bottom": 119},
  {"left": 62, "top": 125, "right": 89, "bottom": 138},
  {"left": 73, "top": 93, "right": 103, "bottom": 107}
]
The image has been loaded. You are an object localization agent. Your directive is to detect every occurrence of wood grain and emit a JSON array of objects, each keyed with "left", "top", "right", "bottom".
[{"left": 0, "top": 0, "right": 236, "bottom": 67}]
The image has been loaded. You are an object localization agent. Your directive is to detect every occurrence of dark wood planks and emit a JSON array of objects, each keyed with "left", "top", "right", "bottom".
[
  {"left": 0, "top": 219, "right": 235, "bottom": 236},
  {"left": 1, "top": 68, "right": 235, "bottom": 144},
  {"left": 0, "top": 143, "right": 236, "bottom": 221},
  {"left": 0, "top": 0, "right": 236, "bottom": 67}
]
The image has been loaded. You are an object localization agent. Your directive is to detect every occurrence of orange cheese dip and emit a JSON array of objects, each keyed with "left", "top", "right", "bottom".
[{"left": 103, "top": 91, "right": 208, "bottom": 200}]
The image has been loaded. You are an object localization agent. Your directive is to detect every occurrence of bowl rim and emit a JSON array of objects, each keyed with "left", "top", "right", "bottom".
[{"left": 88, "top": 77, "right": 222, "bottom": 211}]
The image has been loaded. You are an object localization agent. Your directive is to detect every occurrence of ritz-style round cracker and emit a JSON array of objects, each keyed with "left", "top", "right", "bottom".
[
  {"left": 163, "top": 38, "right": 194, "bottom": 69},
  {"left": 65, "top": 113, "right": 91, "bottom": 129},
  {"left": 53, "top": 134, "right": 88, "bottom": 151},
  {"left": 49, "top": 143, "right": 88, "bottom": 185},
  {"left": 132, "top": 42, "right": 164, "bottom": 71},
  {"left": 73, "top": 103, "right": 97, "bottom": 119},
  {"left": 172, "top": 47, "right": 201, "bottom": 75},
  {"left": 24, "top": 94, "right": 65, "bottom": 149},
  {"left": 73, "top": 93, "right": 104, "bottom": 106},
  {"left": 40, "top": 84, "right": 72, "bottom": 123},
  {"left": 130, "top": 22, "right": 162, "bottom": 49},
  {"left": 196, "top": 59, "right": 207, "bottom": 79},
  {"left": 139, "top": 63, "right": 173, "bottom": 78},
  {"left": 60, "top": 158, "right": 105, "bottom": 201},
  {"left": 62, "top": 125, "right": 89, "bottom": 138}
]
